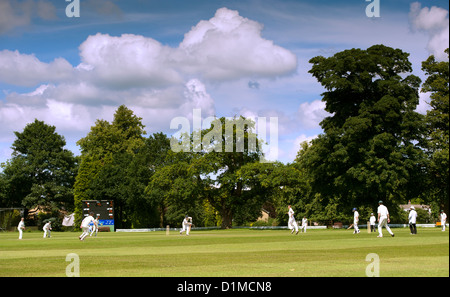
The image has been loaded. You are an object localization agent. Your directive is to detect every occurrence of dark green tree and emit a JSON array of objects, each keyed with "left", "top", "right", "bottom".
[
  {"left": 421, "top": 48, "right": 449, "bottom": 214},
  {"left": 74, "top": 105, "right": 151, "bottom": 228},
  {"left": 147, "top": 116, "right": 266, "bottom": 229},
  {"left": 0, "top": 119, "right": 77, "bottom": 213},
  {"left": 302, "top": 45, "right": 426, "bottom": 221}
]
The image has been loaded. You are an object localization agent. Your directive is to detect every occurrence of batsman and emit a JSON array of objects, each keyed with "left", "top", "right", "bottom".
[{"left": 180, "top": 215, "right": 193, "bottom": 236}]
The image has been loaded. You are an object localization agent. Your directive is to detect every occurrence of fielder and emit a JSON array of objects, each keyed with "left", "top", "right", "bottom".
[
  {"left": 17, "top": 217, "right": 25, "bottom": 240},
  {"left": 90, "top": 215, "right": 99, "bottom": 237},
  {"left": 301, "top": 216, "right": 308, "bottom": 233},
  {"left": 352, "top": 208, "right": 360, "bottom": 234},
  {"left": 369, "top": 213, "right": 376, "bottom": 232},
  {"left": 180, "top": 215, "right": 192, "bottom": 236},
  {"left": 79, "top": 212, "right": 95, "bottom": 241},
  {"left": 43, "top": 221, "right": 52, "bottom": 238},
  {"left": 377, "top": 201, "right": 394, "bottom": 238},
  {"left": 440, "top": 210, "right": 447, "bottom": 231},
  {"left": 287, "top": 205, "right": 299, "bottom": 235}
]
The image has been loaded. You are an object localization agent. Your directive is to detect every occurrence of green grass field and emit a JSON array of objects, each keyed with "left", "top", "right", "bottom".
[{"left": 0, "top": 228, "right": 448, "bottom": 277}]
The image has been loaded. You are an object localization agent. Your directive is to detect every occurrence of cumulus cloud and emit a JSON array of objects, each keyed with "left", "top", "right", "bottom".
[
  {"left": 297, "top": 100, "right": 330, "bottom": 128},
  {"left": 0, "top": 50, "right": 74, "bottom": 87},
  {"left": 78, "top": 33, "right": 183, "bottom": 89},
  {"left": 179, "top": 7, "right": 298, "bottom": 81},
  {"left": 1, "top": 6, "right": 298, "bottom": 90},
  {"left": 0, "top": 79, "right": 216, "bottom": 143},
  {"left": 76, "top": 8, "right": 297, "bottom": 87},
  {"left": 409, "top": 2, "right": 449, "bottom": 61},
  {"left": 0, "top": 7, "right": 298, "bottom": 163}
]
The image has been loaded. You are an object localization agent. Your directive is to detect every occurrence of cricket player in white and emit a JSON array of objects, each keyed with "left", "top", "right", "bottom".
[
  {"left": 90, "top": 215, "right": 99, "bottom": 237},
  {"left": 18, "top": 218, "right": 25, "bottom": 239},
  {"left": 43, "top": 221, "right": 52, "bottom": 238},
  {"left": 287, "top": 205, "right": 299, "bottom": 235},
  {"left": 301, "top": 217, "right": 308, "bottom": 233},
  {"left": 79, "top": 212, "right": 95, "bottom": 241},
  {"left": 352, "top": 208, "right": 360, "bottom": 234},
  {"left": 377, "top": 201, "right": 394, "bottom": 237},
  {"left": 369, "top": 213, "right": 376, "bottom": 232},
  {"left": 440, "top": 210, "right": 447, "bottom": 231},
  {"left": 408, "top": 206, "right": 418, "bottom": 235},
  {"left": 180, "top": 215, "right": 192, "bottom": 236}
]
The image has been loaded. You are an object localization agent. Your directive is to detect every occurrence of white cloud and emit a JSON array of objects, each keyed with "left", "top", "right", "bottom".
[
  {"left": 0, "top": 6, "right": 299, "bottom": 97},
  {"left": 297, "top": 100, "right": 330, "bottom": 129},
  {"left": 0, "top": 50, "right": 74, "bottom": 87},
  {"left": 75, "top": 8, "right": 298, "bottom": 87},
  {"left": 182, "top": 79, "right": 215, "bottom": 117},
  {"left": 78, "top": 33, "right": 183, "bottom": 89},
  {"left": 0, "top": 6, "right": 300, "bottom": 163},
  {"left": 409, "top": 2, "right": 449, "bottom": 61},
  {"left": 178, "top": 7, "right": 298, "bottom": 81}
]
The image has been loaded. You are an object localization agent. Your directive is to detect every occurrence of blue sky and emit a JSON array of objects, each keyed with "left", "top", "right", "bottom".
[{"left": 0, "top": 0, "right": 449, "bottom": 166}]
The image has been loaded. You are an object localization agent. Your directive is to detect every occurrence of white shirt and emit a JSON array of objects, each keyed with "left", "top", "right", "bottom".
[
  {"left": 81, "top": 215, "right": 95, "bottom": 228},
  {"left": 43, "top": 222, "right": 52, "bottom": 231},
  {"left": 302, "top": 218, "right": 308, "bottom": 226},
  {"left": 288, "top": 208, "right": 295, "bottom": 220},
  {"left": 441, "top": 213, "right": 447, "bottom": 222},
  {"left": 408, "top": 210, "right": 417, "bottom": 224},
  {"left": 183, "top": 217, "right": 192, "bottom": 226},
  {"left": 377, "top": 205, "right": 389, "bottom": 219},
  {"left": 369, "top": 216, "right": 376, "bottom": 225},
  {"left": 18, "top": 221, "right": 25, "bottom": 230},
  {"left": 353, "top": 211, "right": 359, "bottom": 223}
]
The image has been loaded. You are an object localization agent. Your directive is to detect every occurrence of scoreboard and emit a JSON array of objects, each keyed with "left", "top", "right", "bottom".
[{"left": 82, "top": 200, "right": 114, "bottom": 232}]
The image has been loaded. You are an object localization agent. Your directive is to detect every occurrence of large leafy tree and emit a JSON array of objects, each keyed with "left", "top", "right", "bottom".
[
  {"left": 74, "top": 105, "right": 154, "bottom": 228},
  {"left": 147, "top": 116, "right": 267, "bottom": 229},
  {"left": 0, "top": 119, "right": 77, "bottom": 212},
  {"left": 421, "top": 48, "right": 449, "bottom": 214},
  {"left": 302, "top": 45, "right": 426, "bottom": 221}
]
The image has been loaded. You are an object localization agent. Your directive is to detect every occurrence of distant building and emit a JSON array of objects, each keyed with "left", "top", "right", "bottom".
[
  {"left": 257, "top": 209, "right": 270, "bottom": 222},
  {"left": 399, "top": 200, "right": 431, "bottom": 213}
]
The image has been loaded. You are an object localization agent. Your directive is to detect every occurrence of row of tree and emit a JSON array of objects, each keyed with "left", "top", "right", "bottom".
[{"left": 0, "top": 45, "right": 448, "bottom": 229}]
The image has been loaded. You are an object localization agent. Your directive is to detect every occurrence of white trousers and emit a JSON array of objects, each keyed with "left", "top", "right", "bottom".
[
  {"left": 43, "top": 229, "right": 51, "bottom": 238},
  {"left": 378, "top": 217, "right": 393, "bottom": 236},
  {"left": 301, "top": 224, "right": 307, "bottom": 232},
  {"left": 90, "top": 227, "right": 98, "bottom": 236},
  {"left": 18, "top": 227, "right": 23, "bottom": 239},
  {"left": 180, "top": 224, "right": 191, "bottom": 235},
  {"left": 288, "top": 218, "right": 298, "bottom": 232},
  {"left": 80, "top": 227, "right": 90, "bottom": 240},
  {"left": 442, "top": 220, "right": 446, "bottom": 231},
  {"left": 354, "top": 220, "right": 360, "bottom": 233}
]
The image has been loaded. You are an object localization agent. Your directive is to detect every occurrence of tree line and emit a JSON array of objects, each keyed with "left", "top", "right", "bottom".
[{"left": 1, "top": 45, "right": 448, "bottom": 229}]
